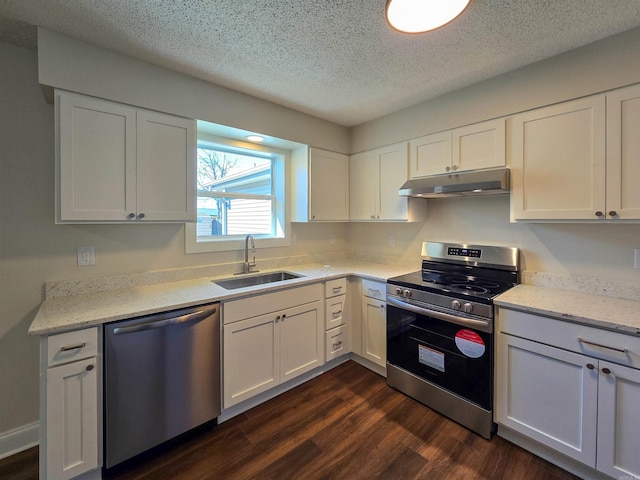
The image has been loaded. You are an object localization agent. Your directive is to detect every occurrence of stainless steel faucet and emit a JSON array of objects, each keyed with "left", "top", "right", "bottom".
[{"left": 242, "top": 234, "right": 258, "bottom": 274}]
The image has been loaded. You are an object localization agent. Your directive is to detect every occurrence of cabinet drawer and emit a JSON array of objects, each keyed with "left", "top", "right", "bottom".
[
  {"left": 47, "top": 327, "right": 98, "bottom": 367},
  {"left": 498, "top": 308, "right": 640, "bottom": 369},
  {"left": 326, "top": 325, "right": 350, "bottom": 361},
  {"left": 325, "top": 277, "right": 347, "bottom": 298},
  {"left": 362, "top": 279, "right": 386, "bottom": 300},
  {"left": 325, "top": 295, "right": 346, "bottom": 330}
]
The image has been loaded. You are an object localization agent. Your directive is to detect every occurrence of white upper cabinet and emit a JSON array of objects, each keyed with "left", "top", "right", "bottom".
[
  {"left": 409, "top": 118, "right": 505, "bottom": 178},
  {"left": 510, "top": 95, "right": 606, "bottom": 221},
  {"left": 57, "top": 90, "right": 196, "bottom": 223},
  {"left": 350, "top": 142, "right": 410, "bottom": 221},
  {"left": 605, "top": 83, "right": 640, "bottom": 220},
  {"left": 291, "top": 147, "right": 349, "bottom": 222}
]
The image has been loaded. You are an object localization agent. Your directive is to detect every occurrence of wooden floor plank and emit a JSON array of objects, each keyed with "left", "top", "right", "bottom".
[{"left": 2, "top": 361, "right": 581, "bottom": 480}]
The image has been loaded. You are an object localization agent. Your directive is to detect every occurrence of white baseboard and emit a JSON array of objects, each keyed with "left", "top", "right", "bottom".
[{"left": 0, "top": 422, "right": 39, "bottom": 460}]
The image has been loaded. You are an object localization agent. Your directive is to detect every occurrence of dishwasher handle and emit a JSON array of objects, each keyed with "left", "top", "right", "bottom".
[{"left": 112, "top": 307, "right": 217, "bottom": 335}]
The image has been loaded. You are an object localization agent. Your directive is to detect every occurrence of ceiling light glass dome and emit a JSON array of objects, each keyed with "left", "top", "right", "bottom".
[{"left": 386, "top": 0, "right": 471, "bottom": 33}]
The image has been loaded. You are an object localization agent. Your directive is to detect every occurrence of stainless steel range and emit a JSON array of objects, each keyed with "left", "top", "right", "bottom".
[{"left": 386, "top": 241, "right": 519, "bottom": 439}]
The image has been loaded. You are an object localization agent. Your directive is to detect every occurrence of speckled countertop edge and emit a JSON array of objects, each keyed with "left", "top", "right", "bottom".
[
  {"left": 29, "top": 261, "right": 415, "bottom": 336},
  {"left": 495, "top": 284, "right": 640, "bottom": 336}
]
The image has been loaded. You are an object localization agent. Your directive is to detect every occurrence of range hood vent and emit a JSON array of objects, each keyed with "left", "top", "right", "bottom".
[{"left": 399, "top": 168, "right": 510, "bottom": 198}]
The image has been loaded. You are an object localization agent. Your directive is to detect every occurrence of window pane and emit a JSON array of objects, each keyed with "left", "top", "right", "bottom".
[
  {"left": 197, "top": 148, "right": 272, "bottom": 195},
  {"left": 196, "top": 196, "right": 273, "bottom": 237}
]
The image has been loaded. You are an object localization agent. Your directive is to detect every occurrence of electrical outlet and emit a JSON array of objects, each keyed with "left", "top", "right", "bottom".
[
  {"left": 330, "top": 234, "right": 336, "bottom": 245},
  {"left": 389, "top": 235, "right": 396, "bottom": 248},
  {"left": 77, "top": 246, "right": 95, "bottom": 266},
  {"left": 635, "top": 248, "right": 640, "bottom": 269}
]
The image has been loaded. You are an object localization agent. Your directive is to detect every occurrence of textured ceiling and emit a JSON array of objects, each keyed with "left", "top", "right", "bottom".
[{"left": 1, "top": 1, "right": 640, "bottom": 126}]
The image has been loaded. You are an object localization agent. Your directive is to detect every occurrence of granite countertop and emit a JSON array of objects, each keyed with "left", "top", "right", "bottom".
[
  {"left": 495, "top": 284, "right": 640, "bottom": 336},
  {"left": 29, "top": 261, "right": 414, "bottom": 336}
]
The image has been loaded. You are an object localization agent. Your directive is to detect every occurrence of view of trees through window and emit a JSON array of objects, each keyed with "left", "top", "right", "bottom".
[{"left": 196, "top": 144, "right": 277, "bottom": 239}]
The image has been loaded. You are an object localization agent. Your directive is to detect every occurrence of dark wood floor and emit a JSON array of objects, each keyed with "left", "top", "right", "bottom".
[{"left": 1, "top": 361, "right": 579, "bottom": 480}]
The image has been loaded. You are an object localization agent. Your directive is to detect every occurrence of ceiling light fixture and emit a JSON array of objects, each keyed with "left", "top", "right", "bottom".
[
  {"left": 385, "top": 0, "right": 471, "bottom": 34},
  {"left": 246, "top": 135, "right": 264, "bottom": 142}
]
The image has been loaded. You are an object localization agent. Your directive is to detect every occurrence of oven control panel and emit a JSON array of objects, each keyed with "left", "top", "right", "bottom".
[{"left": 447, "top": 247, "right": 481, "bottom": 258}]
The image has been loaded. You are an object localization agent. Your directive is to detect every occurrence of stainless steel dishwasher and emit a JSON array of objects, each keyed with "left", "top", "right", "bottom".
[{"left": 104, "top": 303, "right": 220, "bottom": 468}]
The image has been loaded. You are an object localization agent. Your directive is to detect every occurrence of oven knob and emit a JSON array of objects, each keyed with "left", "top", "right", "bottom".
[
  {"left": 403, "top": 289, "right": 412, "bottom": 298},
  {"left": 451, "top": 300, "right": 461, "bottom": 310},
  {"left": 395, "top": 287, "right": 403, "bottom": 296},
  {"left": 463, "top": 302, "right": 474, "bottom": 313}
]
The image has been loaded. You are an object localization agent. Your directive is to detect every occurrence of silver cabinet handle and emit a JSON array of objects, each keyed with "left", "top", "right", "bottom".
[
  {"left": 113, "top": 309, "right": 214, "bottom": 335},
  {"left": 578, "top": 337, "right": 628, "bottom": 353},
  {"left": 138, "top": 213, "right": 145, "bottom": 219},
  {"left": 609, "top": 211, "right": 617, "bottom": 217},
  {"left": 332, "top": 286, "right": 343, "bottom": 293},
  {"left": 332, "top": 310, "right": 342, "bottom": 318},
  {"left": 445, "top": 166, "right": 451, "bottom": 172},
  {"left": 127, "top": 212, "right": 135, "bottom": 219},
  {"left": 60, "top": 342, "right": 86, "bottom": 352},
  {"left": 595, "top": 211, "right": 604, "bottom": 217}
]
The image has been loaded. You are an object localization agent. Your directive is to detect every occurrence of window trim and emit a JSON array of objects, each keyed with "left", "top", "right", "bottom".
[{"left": 185, "top": 135, "right": 290, "bottom": 254}]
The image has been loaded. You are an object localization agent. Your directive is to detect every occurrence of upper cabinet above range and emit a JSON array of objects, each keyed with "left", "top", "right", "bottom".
[
  {"left": 291, "top": 147, "right": 349, "bottom": 222},
  {"left": 56, "top": 90, "right": 196, "bottom": 223},
  {"left": 510, "top": 84, "right": 640, "bottom": 222},
  {"left": 408, "top": 118, "right": 506, "bottom": 179}
]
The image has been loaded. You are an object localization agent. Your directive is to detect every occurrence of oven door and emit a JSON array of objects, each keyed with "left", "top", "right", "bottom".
[{"left": 387, "top": 296, "right": 493, "bottom": 410}]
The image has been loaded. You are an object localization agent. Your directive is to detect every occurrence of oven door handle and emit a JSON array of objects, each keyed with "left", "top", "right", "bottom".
[{"left": 387, "top": 297, "right": 492, "bottom": 333}]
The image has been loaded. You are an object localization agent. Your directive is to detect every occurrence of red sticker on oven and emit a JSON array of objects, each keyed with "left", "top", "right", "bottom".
[{"left": 454, "top": 329, "right": 485, "bottom": 358}]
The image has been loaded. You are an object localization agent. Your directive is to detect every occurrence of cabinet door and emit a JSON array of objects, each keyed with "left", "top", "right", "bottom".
[
  {"left": 280, "top": 301, "right": 324, "bottom": 381},
  {"left": 606, "top": 84, "right": 640, "bottom": 220},
  {"left": 136, "top": 110, "right": 196, "bottom": 222},
  {"left": 409, "top": 131, "right": 452, "bottom": 178},
  {"left": 510, "top": 96, "right": 606, "bottom": 220},
  {"left": 58, "top": 91, "right": 137, "bottom": 221},
  {"left": 361, "top": 297, "right": 386, "bottom": 367},
  {"left": 495, "top": 334, "right": 598, "bottom": 466},
  {"left": 596, "top": 361, "right": 640, "bottom": 479},
  {"left": 46, "top": 357, "right": 99, "bottom": 480},
  {"left": 349, "top": 150, "right": 379, "bottom": 220},
  {"left": 223, "top": 312, "right": 278, "bottom": 408},
  {"left": 453, "top": 118, "right": 505, "bottom": 172},
  {"left": 309, "top": 148, "right": 349, "bottom": 221},
  {"left": 378, "top": 142, "right": 409, "bottom": 220}
]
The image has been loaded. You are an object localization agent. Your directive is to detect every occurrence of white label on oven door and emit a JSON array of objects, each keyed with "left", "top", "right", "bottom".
[
  {"left": 455, "top": 329, "right": 486, "bottom": 358},
  {"left": 418, "top": 344, "right": 445, "bottom": 372}
]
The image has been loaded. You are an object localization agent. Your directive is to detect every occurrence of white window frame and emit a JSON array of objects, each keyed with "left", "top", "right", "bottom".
[{"left": 186, "top": 135, "right": 290, "bottom": 254}]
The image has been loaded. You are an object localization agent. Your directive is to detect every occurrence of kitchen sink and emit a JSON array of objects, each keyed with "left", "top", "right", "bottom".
[{"left": 213, "top": 271, "right": 303, "bottom": 290}]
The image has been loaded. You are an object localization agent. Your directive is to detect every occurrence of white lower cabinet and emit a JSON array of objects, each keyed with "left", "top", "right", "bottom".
[
  {"left": 324, "top": 277, "right": 350, "bottom": 361},
  {"left": 359, "top": 279, "right": 387, "bottom": 368},
  {"left": 41, "top": 328, "right": 100, "bottom": 480},
  {"left": 222, "top": 284, "right": 324, "bottom": 408},
  {"left": 496, "top": 308, "right": 640, "bottom": 479}
]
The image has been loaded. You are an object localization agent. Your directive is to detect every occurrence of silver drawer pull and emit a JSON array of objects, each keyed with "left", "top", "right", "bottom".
[
  {"left": 368, "top": 288, "right": 380, "bottom": 295},
  {"left": 578, "top": 338, "right": 628, "bottom": 353},
  {"left": 332, "top": 286, "right": 343, "bottom": 293},
  {"left": 332, "top": 341, "right": 343, "bottom": 350},
  {"left": 332, "top": 310, "right": 342, "bottom": 318},
  {"left": 60, "top": 342, "right": 86, "bottom": 352}
]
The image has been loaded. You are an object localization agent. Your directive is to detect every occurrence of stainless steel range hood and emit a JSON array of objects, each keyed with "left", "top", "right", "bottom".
[{"left": 399, "top": 168, "right": 510, "bottom": 198}]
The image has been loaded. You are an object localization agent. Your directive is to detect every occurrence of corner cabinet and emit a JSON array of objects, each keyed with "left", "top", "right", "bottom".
[
  {"left": 222, "top": 283, "right": 324, "bottom": 408},
  {"left": 56, "top": 90, "right": 196, "bottom": 223},
  {"left": 408, "top": 118, "right": 505, "bottom": 178},
  {"left": 496, "top": 308, "right": 640, "bottom": 479},
  {"left": 350, "top": 142, "right": 425, "bottom": 222},
  {"left": 40, "top": 328, "right": 101, "bottom": 480},
  {"left": 510, "top": 84, "right": 640, "bottom": 221},
  {"left": 291, "top": 147, "right": 349, "bottom": 222}
]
